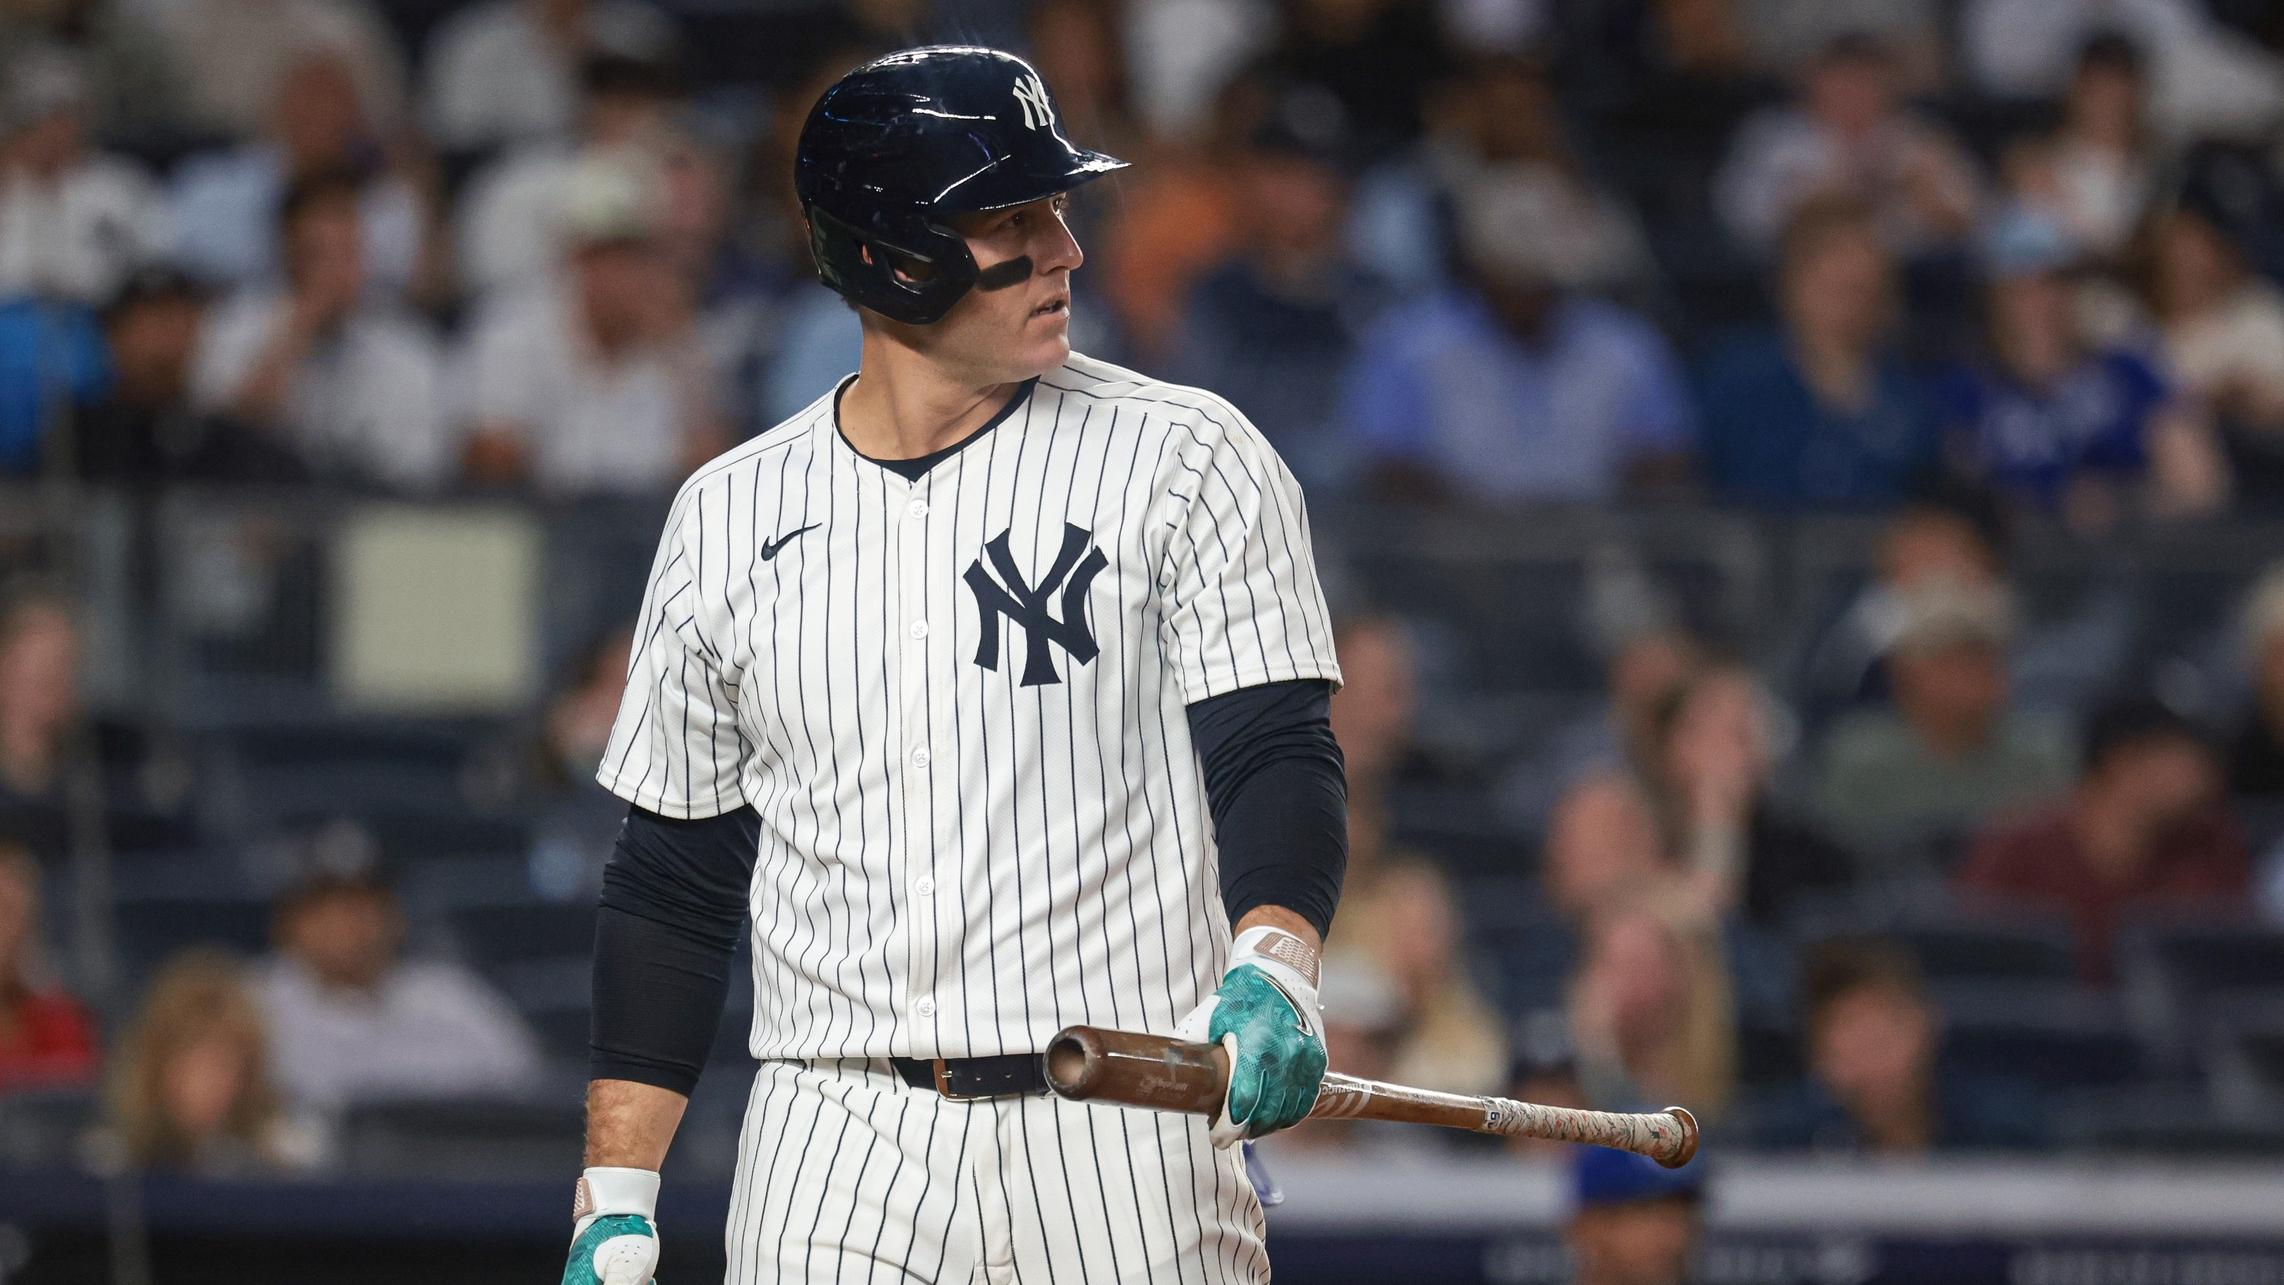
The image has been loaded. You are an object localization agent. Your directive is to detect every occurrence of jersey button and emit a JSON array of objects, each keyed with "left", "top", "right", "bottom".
[
  {"left": 910, "top": 747, "right": 931, "bottom": 769},
  {"left": 914, "top": 997, "right": 937, "bottom": 1018},
  {"left": 907, "top": 499, "right": 929, "bottom": 518},
  {"left": 914, "top": 875, "right": 935, "bottom": 896},
  {"left": 909, "top": 620, "right": 929, "bottom": 640}
]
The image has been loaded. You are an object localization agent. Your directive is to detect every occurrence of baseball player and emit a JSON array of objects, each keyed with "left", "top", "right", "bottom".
[{"left": 562, "top": 46, "right": 1349, "bottom": 1285}]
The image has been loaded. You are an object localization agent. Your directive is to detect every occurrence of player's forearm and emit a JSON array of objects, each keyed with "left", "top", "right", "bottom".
[
  {"left": 1234, "top": 905, "right": 1321, "bottom": 953},
  {"left": 585, "top": 1078, "right": 689, "bottom": 1170}
]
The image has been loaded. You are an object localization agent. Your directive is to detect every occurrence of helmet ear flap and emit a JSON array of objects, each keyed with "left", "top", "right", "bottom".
[{"left": 806, "top": 204, "right": 979, "bottom": 325}]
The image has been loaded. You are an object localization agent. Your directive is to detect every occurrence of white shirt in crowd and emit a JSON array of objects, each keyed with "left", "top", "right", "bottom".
[
  {"left": 254, "top": 955, "right": 543, "bottom": 1110},
  {"left": 453, "top": 142, "right": 581, "bottom": 297},
  {"left": 454, "top": 278, "right": 716, "bottom": 495},
  {"left": 421, "top": 0, "right": 674, "bottom": 152},
  {"left": 190, "top": 290, "right": 452, "bottom": 490},
  {"left": 0, "top": 154, "right": 170, "bottom": 304}
]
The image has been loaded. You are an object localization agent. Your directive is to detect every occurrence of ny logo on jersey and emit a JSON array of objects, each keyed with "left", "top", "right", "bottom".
[
  {"left": 964, "top": 523, "right": 1106, "bottom": 687},
  {"left": 1012, "top": 73, "right": 1055, "bottom": 131}
]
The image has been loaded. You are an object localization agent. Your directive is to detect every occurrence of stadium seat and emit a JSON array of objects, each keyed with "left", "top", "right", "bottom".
[
  {"left": 1942, "top": 990, "right": 2147, "bottom": 1091},
  {"left": 0, "top": 1087, "right": 97, "bottom": 1169},
  {"left": 338, "top": 1099, "right": 585, "bottom": 1179},
  {"left": 112, "top": 895, "right": 273, "bottom": 982}
]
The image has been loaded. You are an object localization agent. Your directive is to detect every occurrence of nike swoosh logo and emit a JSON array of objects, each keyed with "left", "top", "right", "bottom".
[{"left": 760, "top": 524, "right": 819, "bottom": 561}]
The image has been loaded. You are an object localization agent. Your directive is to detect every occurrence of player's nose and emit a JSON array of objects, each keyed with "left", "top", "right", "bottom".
[{"left": 1040, "top": 214, "right": 1083, "bottom": 274}]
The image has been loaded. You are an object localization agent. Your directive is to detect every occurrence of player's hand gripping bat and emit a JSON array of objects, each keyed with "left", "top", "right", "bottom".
[{"left": 1043, "top": 1026, "right": 1699, "bottom": 1168}]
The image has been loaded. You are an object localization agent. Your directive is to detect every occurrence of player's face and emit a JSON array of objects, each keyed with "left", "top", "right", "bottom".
[{"left": 928, "top": 195, "right": 1083, "bottom": 382}]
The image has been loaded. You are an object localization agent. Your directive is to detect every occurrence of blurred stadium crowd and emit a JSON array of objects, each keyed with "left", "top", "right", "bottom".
[{"left": 5, "top": 0, "right": 2284, "bottom": 1204}]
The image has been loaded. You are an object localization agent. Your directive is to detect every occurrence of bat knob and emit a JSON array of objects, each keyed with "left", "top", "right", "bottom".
[{"left": 1656, "top": 1106, "right": 1700, "bottom": 1169}]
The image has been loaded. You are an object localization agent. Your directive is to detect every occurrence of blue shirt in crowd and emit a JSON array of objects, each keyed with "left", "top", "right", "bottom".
[
  {"left": 0, "top": 299, "right": 108, "bottom": 476},
  {"left": 1937, "top": 349, "right": 2167, "bottom": 510},
  {"left": 1698, "top": 329, "right": 1941, "bottom": 509},
  {"left": 1166, "top": 259, "right": 1384, "bottom": 497},
  {"left": 1340, "top": 289, "right": 1695, "bottom": 503}
]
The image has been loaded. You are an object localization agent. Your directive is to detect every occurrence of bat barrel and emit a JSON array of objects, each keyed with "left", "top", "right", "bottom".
[{"left": 1045, "top": 1025, "right": 1227, "bottom": 1116}]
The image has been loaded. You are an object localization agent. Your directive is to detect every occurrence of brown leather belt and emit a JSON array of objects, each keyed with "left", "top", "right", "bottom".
[{"left": 888, "top": 1053, "right": 1050, "bottom": 1101}]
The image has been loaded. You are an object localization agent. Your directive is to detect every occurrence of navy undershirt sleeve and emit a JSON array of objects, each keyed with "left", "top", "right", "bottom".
[
  {"left": 590, "top": 804, "right": 758, "bottom": 1094},
  {"left": 1184, "top": 679, "right": 1349, "bottom": 940}
]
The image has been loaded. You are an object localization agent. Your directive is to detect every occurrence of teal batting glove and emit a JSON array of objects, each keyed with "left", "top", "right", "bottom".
[
  {"left": 563, "top": 1168, "right": 661, "bottom": 1285},
  {"left": 1175, "top": 925, "right": 1327, "bottom": 1148}
]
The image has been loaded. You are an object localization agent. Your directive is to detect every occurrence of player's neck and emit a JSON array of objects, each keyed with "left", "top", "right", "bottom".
[{"left": 842, "top": 339, "right": 1024, "bottom": 462}]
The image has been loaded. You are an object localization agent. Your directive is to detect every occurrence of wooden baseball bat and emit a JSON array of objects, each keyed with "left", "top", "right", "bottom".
[{"left": 1043, "top": 1025, "right": 1700, "bottom": 1169}]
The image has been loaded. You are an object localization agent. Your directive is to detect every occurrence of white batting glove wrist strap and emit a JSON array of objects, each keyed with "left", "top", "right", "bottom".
[
  {"left": 576, "top": 1167, "right": 660, "bottom": 1227},
  {"left": 1228, "top": 925, "right": 1321, "bottom": 992}
]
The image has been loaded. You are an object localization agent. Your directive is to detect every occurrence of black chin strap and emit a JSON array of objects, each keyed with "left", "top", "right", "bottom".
[{"left": 973, "top": 256, "right": 1035, "bottom": 291}]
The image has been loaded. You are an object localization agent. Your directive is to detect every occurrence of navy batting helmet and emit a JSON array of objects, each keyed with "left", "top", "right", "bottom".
[{"left": 794, "top": 46, "right": 1127, "bottom": 325}]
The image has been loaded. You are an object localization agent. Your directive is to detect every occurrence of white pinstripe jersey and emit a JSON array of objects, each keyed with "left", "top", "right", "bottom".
[{"left": 597, "top": 352, "right": 1342, "bottom": 1062}]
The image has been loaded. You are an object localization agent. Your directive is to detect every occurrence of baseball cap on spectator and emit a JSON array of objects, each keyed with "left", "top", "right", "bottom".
[
  {"left": 1887, "top": 582, "right": 2015, "bottom": 656},
  {"left": 2079, "top": 695, "right": 2206, "bottom": 776},
  {"left": 1571, "top": 1143, "right": 1707, "bottom": 1212},
  {"left": 1981, "top": 207, "right": 2080, "bottom": 279},
  {"left": 556, "top": 152, "right": 664, "bottom": 250}
]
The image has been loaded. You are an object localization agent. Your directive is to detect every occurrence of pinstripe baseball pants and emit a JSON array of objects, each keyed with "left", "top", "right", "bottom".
[{"left": 723, "top": 1058, "right": 1269, "bottom": 1283}]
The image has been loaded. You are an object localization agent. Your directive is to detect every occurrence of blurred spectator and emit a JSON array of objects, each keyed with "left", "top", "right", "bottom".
[
  {"left": 1326, "top": 613, "right": 1455, "bottom": 879},
  {"left": 1697, "top": 195, "right": 1942, "bottom": 508},
  {"left": 2226, "top": 565, "right": 2284, "bottom": 799},
  {"left": 540, "top": 622, "right": 631, "bottom": 788},
  {"left": 1568, "top": 889, "right": 1736, "bottom": 1119},
  {"left": 1354, "top": 55, "right": 1656, "bottom": 301},
  {"left": 0, "top": 292, "right": 105, "bottom": 475},
  {"left": 0, "top": 0, "right": 191, "bottom": 147},
  {"left": 1340, "top": 167, "right": 1694, "bottom": 504},
  {"left": 1794, "top": 490, "right": 2011, "bottom": 717},
  {"left": 1510, "top": 625, "right": 1701, "bottom": 837},
  {"left": 1647, "top": 661, "right": 1856, "bottom": 925},
  {"left": 187, "top": 171, "right": 450, "bottom": 491},
  {"left": 1544, "top": 770, "right": 1667, "bottom": 923},
  {"left": 0, "top": 46, "right": 169, "bottom": 306},
  {"left": 0, "top": 842, "right": 98, "bottom": 1092},
  {"left": 421, "top": 0, "right": 675, "bottom": 155},
  {"left": 1026, "top": 0, "right": 1147, "bottom": 162},
  {"left": 454, "top": 51, "right": 682, "bottom": 298},
  {"left": 72, "top": 267, "right": 304, "bottom": 483},
  {"left": 108, "top": 949, "right": 325, "bottom": 1173},
  {"left": 1940, "top": 209, "right": 2224, "bottom": 526},
  {"left": 0, "top": 589, "right": 79, "bottom": 801},
  {"left": 1330, "top": 859, "right": 1508, "bottom": 1096},
  {"left": 1164, "top": 91, "right": 1384, "bottom": 496},
  {"left": 1963, "top": 0, "right": 2284, "bottom": 142},
  {"left": 1564, "top": 1144, "right": 1706, "bottom": 1285},
  {"left": 1122, "top": 0, "right": 1278, "bottom": 143},
  {"left": 2139, "top": 204, "right": 2284, "bottom": 501},
  {"left": 169, "top": 47, "right": 433, "bottom": 297},
  {"left": 1712, "top": 33, "right": 1981, "bottom": 258},
  {"left": 455, "top": 153, "right": 727, "bottom": 495},
  {"left": 2008, "top": 33, "right": 2163, "bottom": 261},
  {"left": 1731, "top": 0, "right": 1946, "bottom": 89},
  {"left": 1958, "top": 696, "right": 2251, "bottom": 985},
  {"left": 254, "top": 870, "right": 542, "bottom": 1111},
  {"left": 154, "top": 0, "right": 406, "bottom": 140},
  {"left": 1252, "top": 0, "right": 1454, "bottom": 160},
  {"left": 1752, "top": 939, "right": 2046, "bottom": 1153},
  {"left": 1814, "top": 582, "right": 2071, "bottom": 869}
]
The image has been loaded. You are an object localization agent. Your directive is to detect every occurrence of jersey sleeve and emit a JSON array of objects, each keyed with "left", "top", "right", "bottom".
[
  {"left": 1156, "top": 400, "right": 1343, "bottom": 703},
  {"left": 596, "top": 488, "right": 751, "bottom": 818}
]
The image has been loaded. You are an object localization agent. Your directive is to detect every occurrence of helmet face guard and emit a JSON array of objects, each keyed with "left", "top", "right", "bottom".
[{"left": 795, "top": 46, "right": 1127, "bottom": 325}]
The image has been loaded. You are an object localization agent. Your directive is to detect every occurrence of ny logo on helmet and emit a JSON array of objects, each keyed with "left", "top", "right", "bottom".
[
  {"left": 1012, "top": 73, "right": 1055, "bottom": 131},
  {"left": 965, "top": 524, "right": 1105, "bottom": 687}
]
